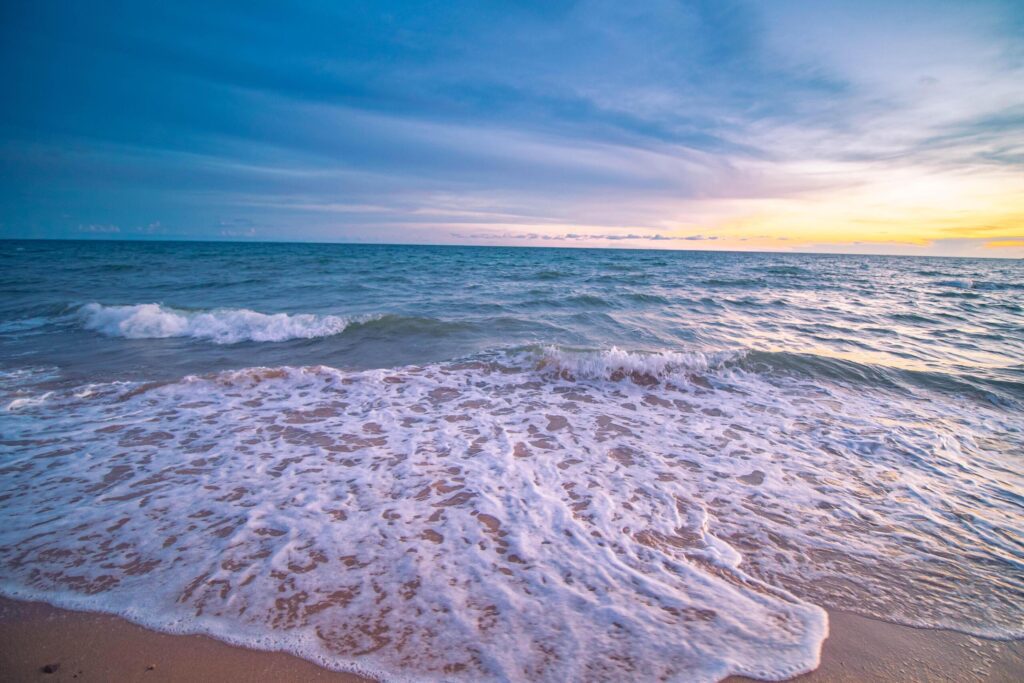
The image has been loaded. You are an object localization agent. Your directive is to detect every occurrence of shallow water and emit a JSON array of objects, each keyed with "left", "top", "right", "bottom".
[{"left": 1, "top": 240, "right": 1022, "bottom": 681}]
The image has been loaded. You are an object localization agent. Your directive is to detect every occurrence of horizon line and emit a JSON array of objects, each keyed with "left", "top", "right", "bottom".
[{"left": 1, "top": 235, "right": 1019, "bottom": 261}]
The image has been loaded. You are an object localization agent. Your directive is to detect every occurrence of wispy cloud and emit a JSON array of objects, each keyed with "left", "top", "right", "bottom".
[
  {"left": 76, "top": 224, "right": 120, "bottom": 234},
  {"left": 985, "top": 239, "right": 1024, "bottom": 249},
  {"left": 1, "top": 1, "right": 1022, "bottom": 254},
  {"left": 457, "top": 231, "right": 720, "bottom": 243}
]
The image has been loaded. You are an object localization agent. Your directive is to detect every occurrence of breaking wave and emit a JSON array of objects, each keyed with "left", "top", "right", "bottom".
[
  {"left": 78, "top": 303, "right": 363, "bottom": 344},
  {"left": 530, "top": 345, "right": 742, "bottom": 383},
  {"left": 1, "top": 347, "right": 1021, "bottom": 681},
  {"left": 508, "top": 346, "right": 1023, "bottom": 408}
]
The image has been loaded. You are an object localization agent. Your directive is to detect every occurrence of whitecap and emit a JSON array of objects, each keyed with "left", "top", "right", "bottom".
[
  {"left": 5, "top": 391, "right": 52, "bottom": 411},
  {"left": 78, "top": 303, "right": 358, "bottom": 344},
  {"left": 532, "top": 345, "right": 742, "bottom": 381}
]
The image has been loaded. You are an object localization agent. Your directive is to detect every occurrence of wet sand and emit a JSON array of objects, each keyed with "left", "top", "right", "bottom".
[
  {"left": 727, "top": 610, "right": 1024, "bottom": 683},
  {"left": 1, "top": 596, "right": 1021, "bottom": 682},
  {"left": 0, "top": 597, "right": 373, "bottom": 683}
]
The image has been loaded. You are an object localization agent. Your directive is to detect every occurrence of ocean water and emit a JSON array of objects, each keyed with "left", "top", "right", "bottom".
[{"left": 1, "top": 239, "right": 1022, "bottom": 681}]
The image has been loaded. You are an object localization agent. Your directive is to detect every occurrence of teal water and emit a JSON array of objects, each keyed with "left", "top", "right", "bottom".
[
  {"left": 1, "top": 240, "right": 1022, "bottom": 681},
  {"left": 2, "top": 240, "right": 1022, "bottom": 397}
]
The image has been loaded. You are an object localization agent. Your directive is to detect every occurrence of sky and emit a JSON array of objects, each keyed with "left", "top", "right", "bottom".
[{"left": 1, "top": 0, "right": 1022, "bottom": 256}]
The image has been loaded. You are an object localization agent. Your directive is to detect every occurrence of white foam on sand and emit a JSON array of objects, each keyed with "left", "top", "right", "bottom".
[{"left": 0, "top": 350, "right": 1020, "bottom": 681}]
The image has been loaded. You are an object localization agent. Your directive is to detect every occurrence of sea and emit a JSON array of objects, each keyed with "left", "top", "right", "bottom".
[{"left": 1, "top": 239, "right": 1022, "bottom": 681}]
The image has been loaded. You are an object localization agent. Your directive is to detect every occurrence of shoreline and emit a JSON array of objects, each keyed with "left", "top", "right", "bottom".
[{"left": 1, "top": 597, "right": 1021, "bottom": 682}]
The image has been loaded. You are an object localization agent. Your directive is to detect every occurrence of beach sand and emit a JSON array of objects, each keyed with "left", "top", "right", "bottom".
[{"left": 1, "top": 596, "right": 1021, "bottom": 682}]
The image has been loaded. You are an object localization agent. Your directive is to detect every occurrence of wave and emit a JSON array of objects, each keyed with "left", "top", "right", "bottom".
[
  {"left": 890, "top": 312, "right": 937, "bottom": 324},
  {"left": 507, "top": 345, "right": 1024, "bottom": 408},
  {"left": 342, "top": 313, "right": 474, "bottom": 337},
  {"left": 566, "top": 294, "right": 611, "bottom": 307},
  {"left": 90, "top": 263, "right": 145, "bottom": 273},
  {"left": 935, "top": 279, "right": 1024, "bottom": 291},
  {"left": 2, "top": 348, "right": 1021, "bottom": 683},
  {"left": 0, "top": 316, "right": 51, "bottom": 335},
  {"left": 751, "top": 265, "right": 810, "bottom": 277},
  {"left": 59, "top": 303, "right": 1024, "bottom": 407},
  {"left": 73, "top": 306, "right": 556, "bottom": 347},
  {"left": 79, "top": 303, "right": 362, "bottom": 344},
  {"left": 528, "top": 345, "right": 741, "bottom": 384},
  {"left": 702, "top": 277, "right": 764, "bottom": 288},
  {"left": 737, "top": 349, "right": 1024, "bottom": 408},
  {"left": 624, "top": 292, "right": 671, "bottom": 304},
  {"left": 936, "top": 279, "right": 975, "bottom": 289},
  {"left": 532, "top": 269, "right": 565, "bottom": 280},
  {"left": 5, "top": 391, "right": 52, "bottom": 411}
]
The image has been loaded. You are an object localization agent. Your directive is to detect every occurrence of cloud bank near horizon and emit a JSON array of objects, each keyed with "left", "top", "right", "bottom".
[{"left": 1, "top": 1, "right": 1022, "bottom": 256}]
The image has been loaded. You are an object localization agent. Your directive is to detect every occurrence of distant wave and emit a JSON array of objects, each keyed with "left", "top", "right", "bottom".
[
  {"left": 624, "top": 292, "right": 671, "bottom": 304},
  {"left": 936, "top": 279, "right": 976, "bottom": 289},
  {"left": 702, "top": 277, "right": 764, "bottom": 288},
  {"left": 751, "top": 265, "right": 810, "bottom": 276},
  {"left": 935, "top": 278, "right": 1024, "bottom": 291},
  {"left": 531, "top": 269, "right": 565, "bottom": 280},
  {"left": 79, "top": 303, "right": 362, "bottom": 344}
]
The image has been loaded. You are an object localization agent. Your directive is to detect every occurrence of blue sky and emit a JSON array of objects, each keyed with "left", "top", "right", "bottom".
[{"left": 1, "top": 1, "right": 1022, "bottom": 255}]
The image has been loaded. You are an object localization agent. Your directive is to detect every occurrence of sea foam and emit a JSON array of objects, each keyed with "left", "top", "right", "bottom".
[
  {"left": 79, "top": 303, "right": 357, "bottom": 344},
  {"left": 1, "top": 352, "right": 1020, "bottom": 681}
]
